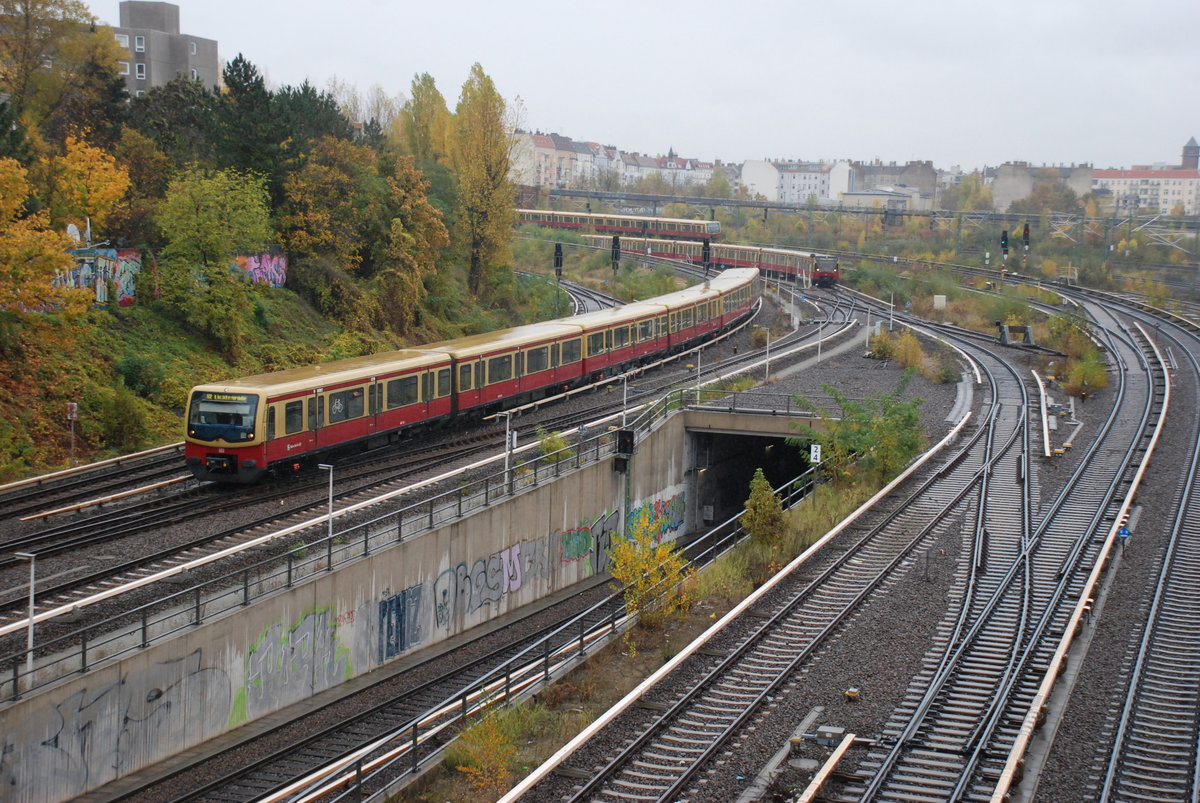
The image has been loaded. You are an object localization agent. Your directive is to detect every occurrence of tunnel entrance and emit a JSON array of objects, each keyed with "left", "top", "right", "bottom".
[{"left": 687, "top": 430, "right": 811, "bottom": 529}]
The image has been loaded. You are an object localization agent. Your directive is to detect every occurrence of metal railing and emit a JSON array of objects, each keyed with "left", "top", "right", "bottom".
[{"left": 2, "top": 387, "right": 827, "bottom": 702}]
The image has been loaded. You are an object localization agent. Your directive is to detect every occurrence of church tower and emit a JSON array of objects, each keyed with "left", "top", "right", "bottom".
[{"left": 1183, "top": 137, "right": 1199, "bottom": 170}]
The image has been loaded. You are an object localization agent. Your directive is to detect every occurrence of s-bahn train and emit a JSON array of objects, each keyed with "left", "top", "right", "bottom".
[
  {"left": 517, "top": 209, "right": 721, "bottom": 241},
  {"left": 185, "top": 268, "right": 760, "bottom": 484},
  {"left": 585, "top": 235, "right": 839, "bottom": 288}
]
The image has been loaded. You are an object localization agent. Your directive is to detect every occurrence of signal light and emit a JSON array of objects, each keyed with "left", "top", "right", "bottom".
[
  {"left": 1022, "top": 223, "right": 1030, "bottom": 247},
  {"left": 554, "top": 242, "right": 563, "bottom": 277},
  {"left": 1000, "top": 230, "right": 1009, "bottom": 249},
  {"left": 616, "top": 429, "right": 634, "bottom": 455}
]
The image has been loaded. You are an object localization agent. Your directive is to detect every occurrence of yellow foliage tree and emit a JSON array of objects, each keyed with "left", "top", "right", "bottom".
[
  {"left": 45, "top": 134, "right": 131, "bottom": 232},
  {"left": 450, "top": 63, "right": 516, "bottom": 295},
  {"left": 455, "top": 705, "right": 516, "bottom": 796},
  {"left": 608, "top": 507, "right": 695, "bottom": 646},
  {"left": 893, "top": 329, "right": 924, "bottom": 369},
  {"left": 0, "top": 157, "right": 85, "bottom": 317},
  {"left": 395, "top": 72, "right": 451, "bottom": 165}
]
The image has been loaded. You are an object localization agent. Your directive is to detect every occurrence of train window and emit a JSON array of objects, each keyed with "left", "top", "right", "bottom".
[
  {"left": 421, "top": 373, "right": 431, "bottom": 402},
  {"left": 587, "top": 332, "right": 605, "bottom": 356},
  {"left": 437, "top": 368, "right": 451, "bottom": 397},
  {"left": 285, "top": 400, "right": 304, "bottom": 434},
  {"left": 387, "top": 376, "right": 419, "bottom": 407},
  {"left": 514, "top": 352, "right": 524, "bottom": 378},
  {"left": 488, "top": 354, "right": 512, "bottom": 384},
  {"left": 613, "top": 326, "right": 629, "bottom": 348},
  {"left": 551, "top": 343, "right": 560, "bottom": 367},
  {"left": 527, "top": 346, "right": 548, "bottom": 373},
  {"left": 458, "top": 363, "right": 473, "bottom": 392},
  {"left": 308, "top": 398, "right": 317, "bottom": 430},
  {"left": 316, "top": 395, "right": 324, "bottom": 428},
  {"left": 328, "top": 388, "right": 364, "bottom": 423},
  {"left": 639, "top": 320, "right": 655, "bottom": 341},
  {"left": 682, "top": 308, "right": 694, "bottom": 328},
  {"left": 561, "top": 339, "right": 581, "bottom": 364},
  {"left": 267, "top": 406, "right": 275, "bottom": 440}
]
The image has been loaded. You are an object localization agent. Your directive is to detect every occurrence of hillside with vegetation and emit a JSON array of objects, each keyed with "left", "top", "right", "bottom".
[{"left": 0, "top": 2, "right": 541, "bottom": 479}]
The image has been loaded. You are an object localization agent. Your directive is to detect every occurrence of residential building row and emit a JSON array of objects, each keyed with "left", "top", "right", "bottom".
[{"left": 69, "top": 4, "right": 1200, "bottom": 217}]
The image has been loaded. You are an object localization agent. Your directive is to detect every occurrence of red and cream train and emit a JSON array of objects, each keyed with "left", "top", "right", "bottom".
[
  {"left": 185, "top": 268, "right": 761, "bottom": 484},
  {"left": 581, "top": 234, "right": 839, "bottom": 288}
]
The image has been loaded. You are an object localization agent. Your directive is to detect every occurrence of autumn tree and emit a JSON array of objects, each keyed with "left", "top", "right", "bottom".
[
  {"left": 110, "top": 127, "right": 171, "bottom": 246},
  {"left": 280, "top": 136, "right": 384, "bottom": 272},
  {"left": 372, "top": 156, "right": 449, "bottom": 336},
  {"left": 449, "top": 64, "right": 515, "bottom": 295},
  {"left": 396, "top": 72, "right": 450, "bottom": 165},
  {"left": 1008, "top": 181, "right": 1082, "bottom": 216},
  {"left": 609, "top": 507, "right": 695, "bottom": 653},
  {"left": 41, "top": 133, "right": 131, "bottom": 233},
  {"left": 0, "top": 157, "right": 84, "bottom": 323},
  {"left": 155, "top": 168, "right": 273, "bottom": 358},
  {"left": 742, "top": 468, "right": 786, "bottom": 545}
]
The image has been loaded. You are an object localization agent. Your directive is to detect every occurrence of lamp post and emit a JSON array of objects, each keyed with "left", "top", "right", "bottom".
[
  {"left": 499, "top": 412, "right": 514, "bottom": 494},
  {"left": 15, "top": 552, "right": 34, "bottom": 685},
  {"left": 318, "top": 464, "right": 334, "bottom": 568}
]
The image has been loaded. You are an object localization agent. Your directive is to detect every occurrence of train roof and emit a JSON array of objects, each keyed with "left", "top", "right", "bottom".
[
  {"left": 421, "top": 321, "right": 584, "bottom": 358},
  {"left": 192, "top": 349, "right": 449, "bottom": 396},
  {"left": 568, "top": 302, "right": 669, "bottom": 329},
  {"left": 706, "top": 267, "right": 761, "bottom": 287},
  {"left": 519, "top": 209, "right": 716, "bottom": 227}
]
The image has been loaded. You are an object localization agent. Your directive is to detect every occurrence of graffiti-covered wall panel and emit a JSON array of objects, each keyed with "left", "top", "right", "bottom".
[{"left": 53, "top": 249, "right": 288, "bottom": 306}]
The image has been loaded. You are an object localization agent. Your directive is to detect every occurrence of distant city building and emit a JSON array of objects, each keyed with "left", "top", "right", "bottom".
[
  {"left": 106, "top": 1, "right": 219, "bottom": 99},
  {"left": 512, "top": 132, "right": 712, "bottom": 191},
  {"left": 990, "top": 162, "right": 1093, "bottom": 212},
  {"left": 1091, "top": 137, "right": 1200, "bottom": 216},
  {"left": 841, "top": 186, "right": 927, "bottom": 211},
  {"left": 738, "top": 159, "right": 851, "bottom": 204},
  {"left": 850, "top": 161, "right": 937, "bottom": 202}
]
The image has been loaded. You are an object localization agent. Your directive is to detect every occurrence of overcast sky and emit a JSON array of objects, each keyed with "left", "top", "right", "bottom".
[{"left": 95, "top": 0, "right": 1198, "bottom": 171}]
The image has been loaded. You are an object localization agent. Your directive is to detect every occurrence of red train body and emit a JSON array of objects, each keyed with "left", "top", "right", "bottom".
[
  {"left": 518, "top": 209, "right": 721, "bottom": 241},
  {"left": 184, "top": 268, "right": 760, "bottom": 484}
]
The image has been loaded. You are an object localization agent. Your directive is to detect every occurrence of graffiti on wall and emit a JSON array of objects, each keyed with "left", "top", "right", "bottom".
[
  {"left": 51, "top": 249, "right": 286, "bottom": 304},
  {"left": 378, "top": 584, "right": 426, "bottom": 662},
  {"left": 229, "top": 607, "right": 351, "bottom": 727},
  {"left": 627, "top": 491, "right": 686, "bottom": 542},
  {"left": 560, "top": 509, "right": 620, "bottom": 577},
  {"left": 0, "top": 649, "right": 230, "bottom": 796},
  {"left": 56, "top": 248, "right": 143, "bottom": 306},
  {"left": 233, "top": 252, "right": 288, "bottom": 287}
]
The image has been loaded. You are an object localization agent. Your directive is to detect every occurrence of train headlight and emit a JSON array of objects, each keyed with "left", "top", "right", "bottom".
[{"left": 246, "top": 432, "right": 254, "bottom": 440}]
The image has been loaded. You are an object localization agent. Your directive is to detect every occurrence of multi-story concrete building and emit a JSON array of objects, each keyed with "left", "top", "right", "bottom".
[
  {"left": 106, "top": 1, "right": 219, "bottom": 98},
  {"left": 989, "top": 162, "right": 1093, "bottom": 212},
  {"left": 739, "top": 159, "right": 852, "bottom": 204},
  {"left": 850, "top": 160, "right": 937, "bottom": 202},
  {"left": 1091, "top": 138, "right": 1200, "bottom": 216}
]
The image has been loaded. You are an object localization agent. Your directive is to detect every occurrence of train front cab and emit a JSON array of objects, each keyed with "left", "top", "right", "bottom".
[{"left": 185, "top": 388, "right": 269, "bottom": 483}]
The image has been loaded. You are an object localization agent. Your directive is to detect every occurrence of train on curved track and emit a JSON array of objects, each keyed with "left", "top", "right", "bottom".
[
  {"left": 185, "top": 268, "right": 761, "bottom": 484},
  {"left": 582, "top": 234, "right": 839, "bottom": 288},
  {"left": 518, "top": 208, "right": 722, "bottom": 241}
]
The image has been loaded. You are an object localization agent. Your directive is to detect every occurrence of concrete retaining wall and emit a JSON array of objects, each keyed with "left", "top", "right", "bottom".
[{"left": 0, "top": 416, "right": 697, "bottom": 801}]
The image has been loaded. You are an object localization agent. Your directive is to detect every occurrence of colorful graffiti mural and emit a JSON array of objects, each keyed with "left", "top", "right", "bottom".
[
  {"left": 627, "top": 491, "right": 686, "bottom": 542},
  {"left": 53, "top": 248, "right": 287, "bottom": 305},
  {"left": 56, "top": 248, "right": 144, "bottom": 306},
  {"left": 232, "top": 252, "right": 288, "bottom": 287}
]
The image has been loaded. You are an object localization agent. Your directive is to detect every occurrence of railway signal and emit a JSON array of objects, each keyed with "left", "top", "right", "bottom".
[
  {"left": 1022, "top": 223, "right": 1030, "bottom": 247},
  {"left": 1000, "top": 230, "right": 1009, "bottom": 259},
  {"left": 553, "top": 242, "right": 563, "bottom": 278},
  {"left": 702, "top": 240, "right": 711, "bottom": 276},
  {"left": 611, "top": 235, "right": 620, "bottom": 276}
]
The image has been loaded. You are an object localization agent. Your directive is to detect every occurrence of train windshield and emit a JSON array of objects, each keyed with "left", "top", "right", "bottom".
[{"left": 187, "top": 391, "right": 259, "bottom": 443}]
